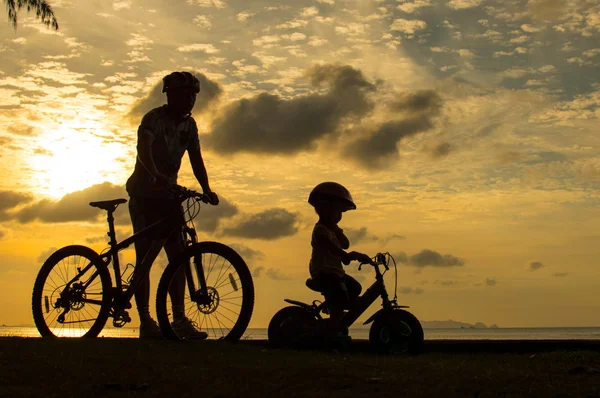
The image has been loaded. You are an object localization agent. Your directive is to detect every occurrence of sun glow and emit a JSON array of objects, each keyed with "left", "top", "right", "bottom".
[{"left": 28, "top": 122, "right": 131, "bottom": 199}]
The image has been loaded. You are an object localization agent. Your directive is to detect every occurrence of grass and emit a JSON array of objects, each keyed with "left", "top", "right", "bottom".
[{"left": 0, "top": 338, "right": 599, "bottom": 397}]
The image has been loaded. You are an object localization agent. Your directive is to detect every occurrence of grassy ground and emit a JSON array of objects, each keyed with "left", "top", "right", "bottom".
[{"left": 1, "top": 338, "right": 599, "bottom": 397}]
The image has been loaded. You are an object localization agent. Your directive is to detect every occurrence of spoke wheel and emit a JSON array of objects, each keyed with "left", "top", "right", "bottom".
[
  {"left": 32, "top": 245, "right": 112, "bottom": 338},
  {"left": 156, "top": 242, "right": 254, "bottom": 341}
]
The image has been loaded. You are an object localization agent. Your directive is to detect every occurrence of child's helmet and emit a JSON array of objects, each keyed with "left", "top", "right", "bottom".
[
  {"left": 162, "top": 71, "right": 200, "bottom": 93},
  {"left": 308, "top": 182, "right": 356, "bottom": 211}
]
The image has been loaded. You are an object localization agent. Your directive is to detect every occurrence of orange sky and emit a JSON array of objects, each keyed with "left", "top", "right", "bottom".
[{"left": 1, "top": 0, "right": 600, "bottom": 329}]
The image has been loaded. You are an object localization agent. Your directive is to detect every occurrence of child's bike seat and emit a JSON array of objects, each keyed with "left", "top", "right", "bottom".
[{"left": 305, "top": 278, "right": 326, "bottom": 293}]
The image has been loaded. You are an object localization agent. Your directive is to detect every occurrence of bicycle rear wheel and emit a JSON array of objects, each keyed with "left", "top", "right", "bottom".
[
  {"left": 156, "top": 241, "right": 254, "bottom": 341},
  {"left": 32, "top": 245, "right": 112, "bottom": 338}
]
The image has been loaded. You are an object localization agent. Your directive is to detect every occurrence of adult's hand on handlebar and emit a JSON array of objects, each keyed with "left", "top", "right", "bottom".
[{"left": 205, "top": 191, "right": 219, "bottom": 205}]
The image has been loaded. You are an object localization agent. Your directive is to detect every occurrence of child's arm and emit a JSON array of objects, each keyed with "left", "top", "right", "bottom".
[{"left": 314, "top": 233, "right": 370, "bottom": 265}]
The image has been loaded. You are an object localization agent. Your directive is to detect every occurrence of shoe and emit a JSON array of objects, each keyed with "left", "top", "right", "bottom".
[
  {"left": 139, "top": 318, "right": 162, "bottom": 339},
  {"left": 171, "top": 317, "right": 208, "bottom": 340}
]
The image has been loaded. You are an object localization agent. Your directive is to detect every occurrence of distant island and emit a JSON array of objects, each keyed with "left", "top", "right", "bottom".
[{"left": 421, "top": 320, "right": 500, "bottom": 329}]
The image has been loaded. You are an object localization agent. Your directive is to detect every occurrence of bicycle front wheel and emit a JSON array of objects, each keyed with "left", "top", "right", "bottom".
[
  {"left": 31, "top": 245, "right": 112, "bottom": 338},
  {"left": 156, "top": 241, "right": 254, "bottom": 341}
]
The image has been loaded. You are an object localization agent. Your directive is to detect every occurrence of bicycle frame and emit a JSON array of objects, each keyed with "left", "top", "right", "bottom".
[
  {"left": 340, "top": 263, "right": 392, "bottom": 328},
  {"left": 63, "top": 196, "right": 208, "bottom": 320}
]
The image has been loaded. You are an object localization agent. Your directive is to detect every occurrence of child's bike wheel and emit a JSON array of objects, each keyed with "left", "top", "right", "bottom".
[
  {"left": 369, "top": 309, "right": 424, "bottom": 354},
  {"left": 268, "top": 306, "right": 318, "bottom": 347},
  {"left": 156, "top": 241, "right": 254, "bottom": 341},
  {"left": 31, "top": 245, "right": 113, "bottom": 338}
]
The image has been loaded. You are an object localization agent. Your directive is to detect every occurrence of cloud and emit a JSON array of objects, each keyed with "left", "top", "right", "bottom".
[
  {"left": 552, "top": 272, "right": 568, "bottom": 277},
  {"left": 390, "top": 18, "right": 427, "bottom": 34},
  {"left": 204, "top": 63, "right": 376, "bottom": 155},
  {"left": 11, "top": 182, "right": 127, "bottom": 224},
  {"left": 265, "top": 268, "right": 292, "bottom": 280},
  {"left": 404, "top": 249, "right": 465, "bottom": 268},
  {"left": 447, "top": 0, "right": 482, "bottom": 9},
  {"left": 0, "top": 191, "right": 33, "bottom": 220},
  {"left": 527, "top": 260, "right": 544, "bottom": 271},
  {"left": 221, "top": 208, "right": 298, "bottom": 240},
  {"left": 124, "top": 73, "right": 223, "bottom": 125},
  {"left": 228, "top": 243, "right": 265, "bottom": 262},
  {"left": 423, "top": 141, "right": 453, "bottom": 159},
  {"left": 484, "top": 278, "right": 497, "bottom": 286},
  {"left": 37, "top": 247, "right": 59, "bottom": 263},
  {"left": 251, "top": 266, "right": 292, "bottom": 280},
  {"left": 193, "top": 197, "right": 238, "bottom": 232},
  {"left": 176, "top": 43, "right": 220, "bottom": 53},
  {"left": 345, "top": 227, "right": 405, "bottom": 244},
  {"left": 343, "top": 90, "right": 442, "bottom": 169}
]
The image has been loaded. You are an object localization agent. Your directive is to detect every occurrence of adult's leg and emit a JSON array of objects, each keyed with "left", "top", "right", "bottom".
[
  {"left": 164, "top": 230, "right": 186, "bottom": 322},
  {"left": 129, "top": 197, "right": 165, "bottom": 337}
]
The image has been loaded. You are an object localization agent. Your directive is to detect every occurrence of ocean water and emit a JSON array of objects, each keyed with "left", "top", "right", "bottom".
[{"left": 2, "top": 326, "right": 600, "bottom": 340}]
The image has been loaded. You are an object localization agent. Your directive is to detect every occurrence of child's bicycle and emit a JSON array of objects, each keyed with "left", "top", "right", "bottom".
[
  {"left": 31, "top": 185, "right": 254, "bottom": 340},
  {"left": 268, "top": 253, "right": 424, "bottom": 353}
]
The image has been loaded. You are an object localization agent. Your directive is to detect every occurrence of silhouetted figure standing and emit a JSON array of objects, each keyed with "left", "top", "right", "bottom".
[
  {"left": 126, "top": 71, "right": 219, "bottom": 339},
  {"left": 307, "top": 182, "right": 371, "bottom": 339}
]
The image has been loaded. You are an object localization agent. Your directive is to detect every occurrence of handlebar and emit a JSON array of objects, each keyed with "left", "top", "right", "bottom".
[
  {"left": 358, "top": 252, "right": 389, "bottom": 271},
  {"left": 170, "top": 185, "right": 211, "bottom": 204}
]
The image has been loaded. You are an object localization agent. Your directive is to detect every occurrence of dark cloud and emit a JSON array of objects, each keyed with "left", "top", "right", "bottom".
[
  {"left": 485, "top": 278, "right": 497, "bottom": 287},
  {"left": 251, "top": 266, "right": 291, "bottom": 280},
  {"left": 528, "top": 261, "right": 544, "bottom": 271},
  {"left": 552, "top": 272, "right": 568, "bottom": 277},
  {"left": 407, "top": 249, "right": 465, "bottom": 268},
  {"left": 392, "top": 251, "right": 409, "bottom": 264},
  {"left": 423, "top": 142, "right": 453, "bottom": 159},
  {"left": 265, "top": 268, "right": 292, "bottom": 280},
  {"left": 124, "top": 73, "right": 223, "bottom": 125},
  {"left": 524, "top": 151, "right": 568, "bottom": 165},
  {"left": 345, "top": 226, "right": 405, "bottom": 244},
  {"left": 12, "top": 182, "right": 126, "bottom": 223},
  {"left": 389, "top": 90, "right": 442, "bottom": 114},
  {"left": 221, "top": 208, "right": 298, "bottom": 240},
  {"left": 0, "top": 191, "right": 33, "bottom": 220},
  {"left": 345, "top": 227, "right": 375, "bottom": 244},
  {"left": 228, "top": 243, "right": 265, "bottom": 262},
  {"left": 252, "top": 266, "right": 264, "bottom": 278},
  {"left": 193, "top": 197, "right": 238, "bottom": 232},
  {"left": 0, "top": 229, "right": 5, "bottom": 240},
  {"left": 204, "top": 63, "right": 376, "bottom": 155},
  {"left": 343, "top": 90, "right": 442, "bottom": 169}
]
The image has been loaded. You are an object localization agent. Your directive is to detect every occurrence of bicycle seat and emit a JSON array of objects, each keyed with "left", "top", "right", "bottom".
[{"left": 89, "top": 198, "right": 127, "bottom": 211}]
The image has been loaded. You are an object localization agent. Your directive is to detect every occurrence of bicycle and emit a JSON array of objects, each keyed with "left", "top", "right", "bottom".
[
  {"left": 267, "top": 253, "right": 424, "bottom": 353},
  {"left": 31, "top": 185, "right": 254, "bottom": 340}
]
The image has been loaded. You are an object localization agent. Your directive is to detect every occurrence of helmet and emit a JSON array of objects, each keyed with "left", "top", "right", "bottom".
[
  {"left": 162, "top": 71, "right": 200, "bottom": 93},
  {"left": 308, "top": 182, "right": 356, "bottom": 211}
]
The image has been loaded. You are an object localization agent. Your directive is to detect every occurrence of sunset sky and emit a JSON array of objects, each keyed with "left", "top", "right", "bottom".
[{"left": 1, "top": 0, "right": 599, "bottom": 329}]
